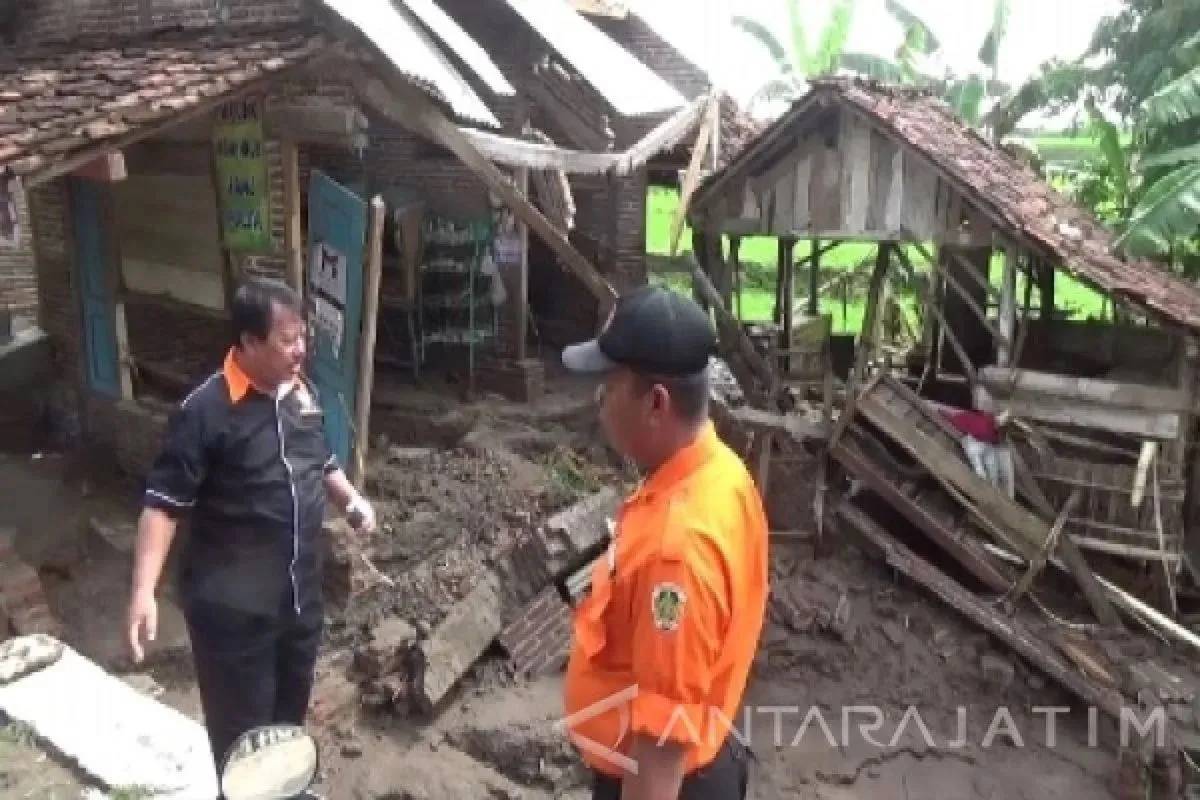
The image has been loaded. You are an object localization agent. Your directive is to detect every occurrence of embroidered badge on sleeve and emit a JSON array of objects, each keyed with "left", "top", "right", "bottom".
[{"left": 651, "top": 583, "right": 686, "bottom": 631}]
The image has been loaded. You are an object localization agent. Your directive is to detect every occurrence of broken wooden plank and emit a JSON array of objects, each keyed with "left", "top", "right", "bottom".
[
  {"left": 855, "top": 376, "right": 1045, "bottom": 560},
  {"left": 361, "top": 78, "right": 617, "bottom": 309},
  {"left": 668, "top": 94, "right": 715, "bottom": 257},
  {"left": 1005, "top": 488, "right": 1080, "bottom": 611},
  {"left": 846, "top": 243, "right": 890, "bottom": 399},
  {"left": 835, "top": 500, "right": 1125, "bottom": 719},
  {"left": 831, "top": 434, "right": 1011, "bottom": 592},
  {"left": 1009, "top": 447, "right": 1121, "bottom": 627}
]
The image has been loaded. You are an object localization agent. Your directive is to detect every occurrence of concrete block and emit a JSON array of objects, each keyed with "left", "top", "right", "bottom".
[
  {"left": 0, "top": 637, "right": 217, "bottom": 798},
  {"left": 540, "top": 487, "right": 618, "bottom": 579},
  {"left": 415, "top": 570, "right": 505, "bottom": 711}
]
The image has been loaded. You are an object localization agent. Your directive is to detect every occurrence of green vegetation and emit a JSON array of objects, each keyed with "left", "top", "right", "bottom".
[{"left": 645, "top": 187, "right": 1106, "bottom": 334}]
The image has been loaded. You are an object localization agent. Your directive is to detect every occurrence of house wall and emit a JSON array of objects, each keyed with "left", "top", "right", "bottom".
[
  {"left": 18, "top": 0, "right": 306, "bottom": 43},
  {"left": 0, "top": 184, "right": 36, "bottom": 321}
]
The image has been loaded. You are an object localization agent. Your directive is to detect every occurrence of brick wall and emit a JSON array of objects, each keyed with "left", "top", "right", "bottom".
[
  {"left": 19, "top": 0, "right": 307, "bottom": 44},
  {"left": 0, "top": 184, "right": 35, "bottom": 319}
]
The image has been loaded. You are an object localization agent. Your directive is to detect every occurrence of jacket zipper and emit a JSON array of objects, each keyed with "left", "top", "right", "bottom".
[{"left": 275, "top": 392, "right": 301, "bottom": 615}]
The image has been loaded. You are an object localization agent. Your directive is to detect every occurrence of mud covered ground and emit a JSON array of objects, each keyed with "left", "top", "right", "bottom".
[{"left": 0, "top": 369, "right": 1128, "bottom": 799}]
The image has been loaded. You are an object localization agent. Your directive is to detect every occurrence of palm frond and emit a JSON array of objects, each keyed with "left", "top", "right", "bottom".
[
  {"left": 814, "top": 0, "right": 855, "bottom": 76},
  {"left": 978, "top": 0, "right": 1011, "bottom": 71},
  {"left": 1141, "top": 143, "right": 1200, "bottom": 170},
  {"left": 884, "top": 0, "right": 939, "bottom": 53},
  {"left": 1087, "top": 104, "right": 1129, "bottom": 205},
  {"left": 1142, "top": 65, "right": 1200, "bottom": 130},
  {"left": 1116, "top": 162, "right": 1200, "bottom": 257},
  {"left": 732, "top": 16, "right": 791, "bottom": 73},
  {"left": 785, "top": 0, "right": 811, "bottom": 77}
]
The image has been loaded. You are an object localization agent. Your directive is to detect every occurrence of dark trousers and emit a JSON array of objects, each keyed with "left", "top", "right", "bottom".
[
  {"left": 591, "top": 737, "right": 749, "bottom": 800},
  {"left": 185, "top": 595, "right": 324, "bottom": 777}
]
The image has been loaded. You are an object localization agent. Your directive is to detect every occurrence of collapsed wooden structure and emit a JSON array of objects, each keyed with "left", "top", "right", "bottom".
[{"left": 688, "top": 78, "right": 1200, "bottom": 780}]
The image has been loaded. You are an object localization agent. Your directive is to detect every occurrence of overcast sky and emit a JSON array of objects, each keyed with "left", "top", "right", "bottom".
[{"left": 632, "top": 0, "right": 1123, "bottom": 125}]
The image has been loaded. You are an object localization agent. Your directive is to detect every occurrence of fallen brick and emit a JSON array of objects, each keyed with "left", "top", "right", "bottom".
[
  {"left": 539, "top": 488, "right": 618, "bottom": 580},
  {"left": 415, "top": 570, "right": 505, "bottom": 712},
  {"left": 499, "top": 586, "right": 573, "bottom": 678}
]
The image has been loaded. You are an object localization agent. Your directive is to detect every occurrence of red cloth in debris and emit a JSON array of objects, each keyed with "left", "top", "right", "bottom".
[{"left": 940, "top": 409, "right": 999, "bottom": 444}]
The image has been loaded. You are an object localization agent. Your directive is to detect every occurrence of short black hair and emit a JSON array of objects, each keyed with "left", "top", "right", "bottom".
[
  {"left": 632, "top": 365, "right": 710, "bottom": 424},
  {"left": 231, "top": 278, "right": 302, "bottom": 348}
]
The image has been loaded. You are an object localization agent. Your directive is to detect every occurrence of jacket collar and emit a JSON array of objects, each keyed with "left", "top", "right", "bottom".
[
  {"left": 629, "top": 420, "right": 719, "bottom": 503},
  {"left": 223, "top": 348, "right": 300, "bottom": 403}
]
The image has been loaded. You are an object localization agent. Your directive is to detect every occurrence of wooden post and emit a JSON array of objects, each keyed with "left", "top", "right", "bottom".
[
  {"left": 516, "top": 167, "right": 530, "bottom": 361},
  {"left": 281, "top": 139, "right": 304, "bottom": 296},
  {"left": 808, "top": 238, "right": 820, "bottom": 316},
  {"left": 208, "top": 147, "right": 238, "bottom": 312},
  {"left": 729, "top": 235, "right": 742, "bottom": 320},
  {"left": 780, "top": 238, "right": 795, "bottom": 373},
  {"left": 1037, "top": 258, "right": 1055, "bottom": 319},
  {"left": 997, "top": 242, "right": 1017, "bottom": 366},
  {"left": 101, "top": 187, "right": 134, "bottom": 400},
  {"left": 847, "top": 243, "right": 891, "bottom": 398},
  {"left": 350, "top": 196, "right": 386, "bottom": 490}
]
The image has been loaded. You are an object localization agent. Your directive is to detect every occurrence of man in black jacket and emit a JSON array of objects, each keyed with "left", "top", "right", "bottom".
[{"left": 127, "top": 278, "right": 375, "bottom": 775}]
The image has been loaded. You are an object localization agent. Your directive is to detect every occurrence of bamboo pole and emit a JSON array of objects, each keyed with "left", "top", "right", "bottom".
[{"left": 350, "top": 196, "right": 386, "bottom": 490}]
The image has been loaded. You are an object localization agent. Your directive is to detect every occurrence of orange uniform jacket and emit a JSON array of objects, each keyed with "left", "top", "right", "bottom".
[{"left": 563, "top": 421, "right": 769, "bottom": 777}]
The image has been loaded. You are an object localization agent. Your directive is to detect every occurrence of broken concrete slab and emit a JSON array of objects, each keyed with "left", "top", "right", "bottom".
[
  {"left": 540, "top": 487, "right": 618, "bottom": 580},
  {"left": 0, "top": 633, "right": 62, "bottom": 685},
  {"left": 0, "top": 636, "right": 217, "bottom": 798},
  {"left": 415, "top": 570, "right": 505, "bottom": 712}
]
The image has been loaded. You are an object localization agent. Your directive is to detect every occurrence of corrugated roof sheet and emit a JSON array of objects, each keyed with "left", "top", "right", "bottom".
[
  {"left": 321, "top": 0, "right": 499, "bottom": 128},
  {"left": 399, "top": 0, "right": 515, "bottom": 98},
  {"left": 501, "top": 0, "right": 686, "bottom": 117},
  {"left": 697, "top": 78, "right": 1200, "bottom": 334},
  {"left": 0, "top": 30, "right": 328, "bottom": 184}
]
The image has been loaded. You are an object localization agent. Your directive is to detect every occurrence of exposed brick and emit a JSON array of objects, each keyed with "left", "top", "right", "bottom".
[{"left": 498, "top": 585, "right": 572, "bottom": 677}]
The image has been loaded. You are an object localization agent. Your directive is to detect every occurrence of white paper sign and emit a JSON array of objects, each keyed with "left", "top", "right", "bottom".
[
  {"left": 309, "top": 240, "right": 348, "bottom": 306},
  {"left": 312, "top": 294, "right": 344, "bottom": 356}
]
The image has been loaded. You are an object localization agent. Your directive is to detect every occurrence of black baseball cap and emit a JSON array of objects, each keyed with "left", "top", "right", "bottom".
[{"left": 562, "top": 286, "right": 716, "bottom": 376}]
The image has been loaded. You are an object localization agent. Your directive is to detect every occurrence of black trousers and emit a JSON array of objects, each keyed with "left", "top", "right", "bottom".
[
  {"left": 591, "top": 737, "right": 749, "bottom": 800},
  {"left": 184, "top": 594, "right": 324, "bottom": 777}
]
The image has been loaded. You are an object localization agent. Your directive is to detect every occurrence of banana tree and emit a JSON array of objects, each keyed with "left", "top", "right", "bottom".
[
  {"left": 732, "top": 0, "right": 858, "bottom": 111},
  {"left": 1116, "top": 64, "right": 1200, "bottom": 260}
]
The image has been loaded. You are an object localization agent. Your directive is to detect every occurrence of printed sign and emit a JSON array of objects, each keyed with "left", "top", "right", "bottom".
[
  {"left": 213, "top": 96, "right": 271, "bottom": 251},
  {"left": 309, "top": 240, "right": 348, "bottom": 306}
]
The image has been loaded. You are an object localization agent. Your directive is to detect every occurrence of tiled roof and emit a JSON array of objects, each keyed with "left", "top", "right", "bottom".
[
  {"left": 0, "top": 29, "right": 329, "bottom": 183},
  {"left": 701, "top": 78, "right": 1200, "bottom": 333}
]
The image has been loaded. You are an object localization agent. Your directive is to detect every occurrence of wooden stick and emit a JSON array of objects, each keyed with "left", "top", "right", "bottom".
[
  {"left": 846, "top": 243, "right": 891, "bottom": 399},
  {"left": 669, "top": 93, "right": 715, "bottom": 258},
  {"left": 1005, "top": 488, "right": 1080, "bottom": 611},
  {"left": 930, "top": 248, "right": 1008, "bottom": 345},
  {"left": 920, "top": 281, "right": 979, "bottom": 386},
  {"left": 808, "top": 237, "right": 821, "bottom": 316},
  {"left": 281, "top": 139, "right": 303, "bottom": 295},
  {"left": 351, "top": 196, "right": 386, "bottom": 490},
  {"left": 516, "top": 167, "right": 530, "bottom": 361},
  {"left": 900, "top": 227, "right": 1001, "bottom": 305},
  {"left": 998, "top": 244, "right": 1017, "bottom": 365},
  {"left": 362, "top": 78, "right": 617, "bottom": 311},
  {"left": 692, "top": 261, "right": 777, "bottom": 398}
]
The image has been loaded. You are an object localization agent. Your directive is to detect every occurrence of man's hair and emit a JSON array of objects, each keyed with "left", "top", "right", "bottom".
[
  {"left": 632, "top": 365, "right": 710, "bottom": 424},
  {"left": 231, "top": 278, "right": 302, "bottom": 347}
]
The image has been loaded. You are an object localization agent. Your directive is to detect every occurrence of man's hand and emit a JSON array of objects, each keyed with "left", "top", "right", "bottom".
[
  {"left": 622, "top": 734, "right": 685, "bottom": 800},
  {"left": 346, "top": 492, "right": 377, "bottom": 534},
  {"left": 128, "top": 588, "right": 158, "bottom": 664}
]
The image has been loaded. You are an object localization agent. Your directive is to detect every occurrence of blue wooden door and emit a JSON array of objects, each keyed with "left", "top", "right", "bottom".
[
  {"left": 306, "top": 170, "right": 366, "bottom": 467},
  {"left": 71, "top": 179, "right": 120, "bottom": 397}
]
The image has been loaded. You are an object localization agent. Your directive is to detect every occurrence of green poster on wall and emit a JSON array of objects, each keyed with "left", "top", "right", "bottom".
[{"left": 213, "top": 96, "right": 271, "bottom": 252}]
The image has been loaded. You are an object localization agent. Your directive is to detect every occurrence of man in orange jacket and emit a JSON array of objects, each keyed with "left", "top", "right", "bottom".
[{"left": 560, "top": 287, "right": 769, "bottom": 800}]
